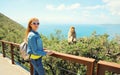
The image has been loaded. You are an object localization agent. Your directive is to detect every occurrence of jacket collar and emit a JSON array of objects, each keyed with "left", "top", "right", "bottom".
[{"left": 31, "top": 30, "right": 38, "bottom": 34}]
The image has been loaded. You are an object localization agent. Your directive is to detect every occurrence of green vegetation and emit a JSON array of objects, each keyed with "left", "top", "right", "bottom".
[
  {"left": 0, "top": 13, "right": 25, "bottom": 43},
  {"left": 41, "top": 31, "right": 120, "bottom": 75},
  {"left": 41, "top": 30, "right": 120, "bottom": 63},
  {"left": 0, "top": 13, "right": 120, "bottom": 75}
]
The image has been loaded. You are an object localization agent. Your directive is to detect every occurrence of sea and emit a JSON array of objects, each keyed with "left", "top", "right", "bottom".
[{"left": 22, "top": 24, "right": 120, "bottom": 39}]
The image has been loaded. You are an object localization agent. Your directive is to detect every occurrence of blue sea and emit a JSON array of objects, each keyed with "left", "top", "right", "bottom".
[{"left": 22, "top": 24, "right": 120, "bottom": 39}]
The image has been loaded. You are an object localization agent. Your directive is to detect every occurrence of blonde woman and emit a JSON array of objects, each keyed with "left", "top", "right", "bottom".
[{"left": 25, "top": 18, "right": 53, "bottom": 75}]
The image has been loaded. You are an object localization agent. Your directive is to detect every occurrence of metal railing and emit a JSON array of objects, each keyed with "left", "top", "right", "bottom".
[{"left": 0, "top": 40, "right": 120, "bottom": 75}]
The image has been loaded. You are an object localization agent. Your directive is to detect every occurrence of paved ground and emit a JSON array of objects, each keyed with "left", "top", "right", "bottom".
[{"left": 0, "top": 54, "right": 29, "bottom": 75}]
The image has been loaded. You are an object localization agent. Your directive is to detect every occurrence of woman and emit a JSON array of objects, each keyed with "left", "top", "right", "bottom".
[{"left": 25, "top": 18, "right": 53, "bottom": 75}]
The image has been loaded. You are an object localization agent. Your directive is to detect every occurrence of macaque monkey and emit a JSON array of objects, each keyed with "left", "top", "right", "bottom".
[{"left": 68, "top": 26, "right": 77, "bottom": 44}]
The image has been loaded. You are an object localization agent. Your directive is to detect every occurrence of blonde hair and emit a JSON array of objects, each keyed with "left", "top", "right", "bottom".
[{"left": 24, "top": 18, "right": 39, "bottom": 41}]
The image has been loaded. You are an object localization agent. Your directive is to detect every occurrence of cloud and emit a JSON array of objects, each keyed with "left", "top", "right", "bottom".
[
  {"left": 84, "top": 5, "right": 105, "bottom": 10},
  {"left": 46, "top": 3, "right": 80, "bottom": 11},
  {"left": 46, "top": 5, "right": 55, "bottom": 10},
  {"left": 68, "top": 3, "right": 80, "bottom": 9},
  {"left": 46, "top": 3, "right": 105, "bottom": 11},
  {"left": 81, "top": 11, "right": 91, "bottom": 17},
  {"left": 103, "top": 0, "right": 120, "bottom": 15},
  {"left": 99, "top": 13, "right": 107, "bottom": 19}
]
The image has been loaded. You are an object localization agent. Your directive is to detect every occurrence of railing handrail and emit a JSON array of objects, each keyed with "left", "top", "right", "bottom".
[
  {"left": 98, "top": 61, "right": 120, "bottom": 68},
  {"left": 51, "top": 51, "right": 95, "bottom": 63},
  {"left": 0, "top": 40, "right": 20, "bottom": 46}
]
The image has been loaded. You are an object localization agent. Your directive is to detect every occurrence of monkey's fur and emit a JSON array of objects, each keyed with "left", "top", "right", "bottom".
[{"left": 68, "top": 26, "right": 77, "bottom": 44}]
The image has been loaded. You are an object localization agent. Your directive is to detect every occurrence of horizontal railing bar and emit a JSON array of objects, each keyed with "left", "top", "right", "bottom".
[
  {"left": 98, "top": 61, "right": 120, "bottom": 69},
  {"left": 0, "top": 40, "right": 20, "bottom": 47},
  {"left": 96, "top": 60, "right": 120, "bottom": 75},
  {"left": 50, "top": 51, "right": 95, "bottom": 65},
  {"left": 58, "top": 67, "right": 77, "bottom": 74}
]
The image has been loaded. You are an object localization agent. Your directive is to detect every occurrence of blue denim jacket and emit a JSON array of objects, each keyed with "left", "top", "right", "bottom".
[{"left": 27, "top": 30, "right": 46, "bottom": 56}]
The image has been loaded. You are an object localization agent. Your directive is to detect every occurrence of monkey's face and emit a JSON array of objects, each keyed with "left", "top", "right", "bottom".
[{"left": 71, "top": 27, "right": 75, "bottom": 33}]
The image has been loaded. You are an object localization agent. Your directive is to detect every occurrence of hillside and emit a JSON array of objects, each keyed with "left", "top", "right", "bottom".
[{"left": 0, "top": 13, "right": 25, "bottom": 43}]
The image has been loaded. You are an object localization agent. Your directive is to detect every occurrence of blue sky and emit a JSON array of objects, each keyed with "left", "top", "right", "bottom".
[{"left": 0, "top": 0, "right": 120, "bottom": 25}]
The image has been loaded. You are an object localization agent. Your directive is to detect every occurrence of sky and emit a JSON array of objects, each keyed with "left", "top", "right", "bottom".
[{"left": 0, "top": 0, "right": 120, "bottom": 25}]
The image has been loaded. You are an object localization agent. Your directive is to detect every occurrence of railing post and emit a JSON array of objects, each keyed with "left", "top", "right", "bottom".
[
  {"left": 86, "top": 62, "right": 94, "bottom": 75},
  {"left": 10, "top": 43, "right": 14, "bottom": 64},
  {"left": 30, "top": 62, "right": 33, "bottom": 75},
  {"left": 1, "top": 42, "right": 6, "bottom": 57},
  {"left": 96, "top": 63, "right": 105, "bottom": 75}
]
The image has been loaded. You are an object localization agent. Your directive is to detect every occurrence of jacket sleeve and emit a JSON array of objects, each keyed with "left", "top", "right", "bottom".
[{"left": 29, "top": 35, "right": 47, "bottom": 56}]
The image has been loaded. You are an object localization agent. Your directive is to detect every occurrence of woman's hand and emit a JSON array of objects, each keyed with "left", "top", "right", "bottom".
[
  {"left": 47, "top": 51, "right": 53, "bottom": 55},
  {"left": 45, "top": 50, "right": 54, "bottom": 55}
]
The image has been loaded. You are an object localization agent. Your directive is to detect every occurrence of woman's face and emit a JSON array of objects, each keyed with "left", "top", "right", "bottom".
[{"left": 30, "top": 20, "right": 39, "bottom": 31}]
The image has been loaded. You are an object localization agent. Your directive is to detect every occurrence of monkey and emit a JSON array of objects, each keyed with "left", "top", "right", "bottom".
[{"left": 68, "top": 26, "right": 77, "bottom": 45}]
